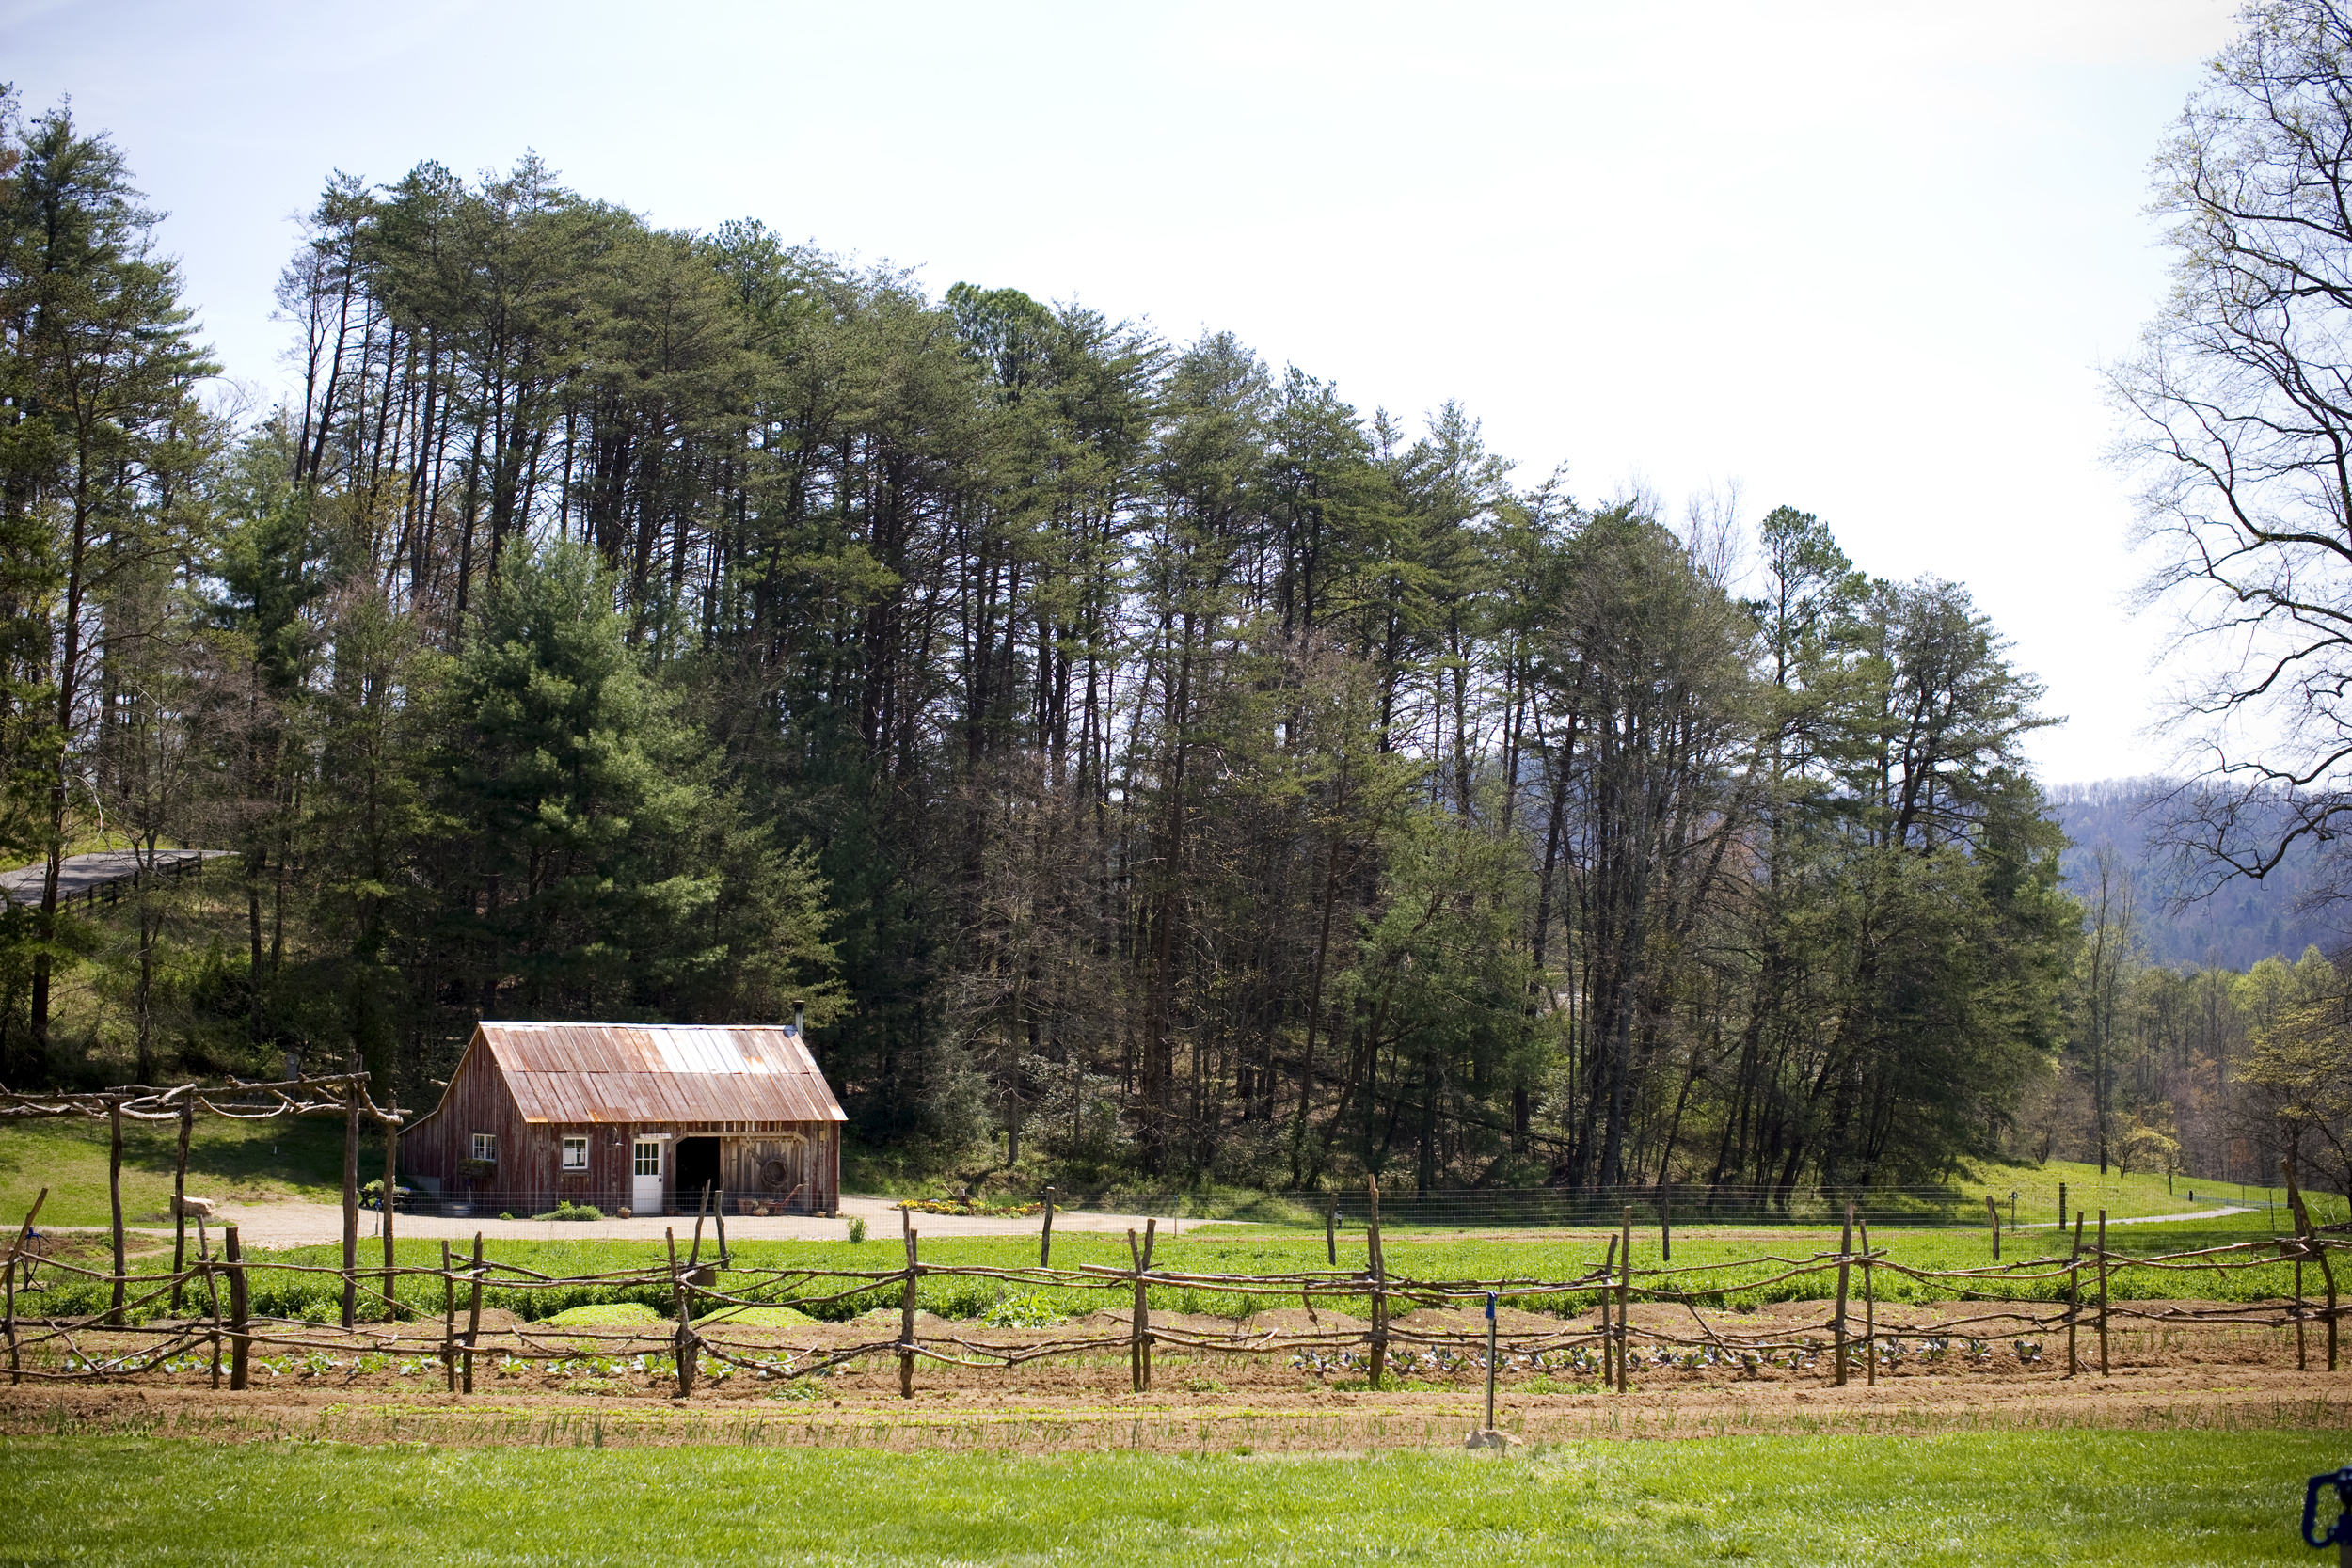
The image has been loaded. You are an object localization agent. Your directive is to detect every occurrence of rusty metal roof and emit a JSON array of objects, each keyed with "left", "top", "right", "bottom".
[{"left": 474, "top": 1022, "right": 846, "bottom": 1125}]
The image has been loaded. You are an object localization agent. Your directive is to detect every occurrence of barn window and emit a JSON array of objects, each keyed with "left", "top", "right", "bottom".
[
  {"left": 562, "top": 1136, "right": 588, "bottom": 1171},
  {"left": 470, "top": 1132, "right": 497, "bottom": 1164},
  {"left": 634, "top": 1140, "right": 660, "bottom": 1178}
]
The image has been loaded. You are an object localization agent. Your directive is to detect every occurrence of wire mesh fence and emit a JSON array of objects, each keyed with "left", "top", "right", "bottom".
[{"left": 1041, "top": 1183, "right": 2294, "bottom": 1233}]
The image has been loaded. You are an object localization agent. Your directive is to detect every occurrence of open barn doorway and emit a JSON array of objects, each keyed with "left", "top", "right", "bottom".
[{"left": 675, "top": 1136, "right": 723, "bottom": 1211}]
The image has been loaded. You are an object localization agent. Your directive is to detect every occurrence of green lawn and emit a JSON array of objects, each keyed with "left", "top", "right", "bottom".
[
  {"left": 1945, "top": 1158, "right": 2293, "bottom": 1226},
  {"left": 0, "top": 1113, "right": 358, "bottom": 1227},
  {"left": 0, "top": 1431, "right": 2336, "bottom": 1565}
]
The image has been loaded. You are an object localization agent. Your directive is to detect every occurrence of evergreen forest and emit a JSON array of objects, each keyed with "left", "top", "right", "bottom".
[{"left": 1, "top": 90, "right": 2341, "bottom": 1202}]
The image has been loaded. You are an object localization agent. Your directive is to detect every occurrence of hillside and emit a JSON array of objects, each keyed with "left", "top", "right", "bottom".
[{"left": 2043, "top": 779, "right": 2339, "bottom": 969}]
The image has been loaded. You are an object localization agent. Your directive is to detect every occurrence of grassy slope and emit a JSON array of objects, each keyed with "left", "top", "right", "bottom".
[
  {"left": 1947, "top": 1158, "right": 2298, "bottom": 1225},
  {"left": 0, "top": 1114, "right": 358, "bottom": 1228},
  {"left": 1, "top": 1432, "right": 2336, "bottom": 1566}
]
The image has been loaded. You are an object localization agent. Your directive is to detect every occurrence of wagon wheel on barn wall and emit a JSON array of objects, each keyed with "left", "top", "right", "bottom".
[{"left": 759, "top": 1157, "right": 792, "bottom": 1191}]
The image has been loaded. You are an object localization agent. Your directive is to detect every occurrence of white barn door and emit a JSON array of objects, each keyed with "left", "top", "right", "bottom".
[{"left": 632, "top": 1137, "right": 663, "bottom": 1214}]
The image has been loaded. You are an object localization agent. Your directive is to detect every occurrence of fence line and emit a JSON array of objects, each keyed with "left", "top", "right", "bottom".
[
  {"left": 5, "top": 1182, "right": 2343, "bottom": 1401},
  {"left": 1035, "top": 1181, "right": 2328, "bottom": 1235}
]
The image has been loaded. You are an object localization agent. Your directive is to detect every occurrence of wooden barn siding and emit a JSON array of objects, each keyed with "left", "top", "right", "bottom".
[{"left": 403, "top": 1048, "right": 842, "bottom": 1214}]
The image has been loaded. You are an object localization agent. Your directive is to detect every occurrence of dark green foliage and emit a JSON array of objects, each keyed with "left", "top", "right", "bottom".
[{"left": 0, "top": 117, "right": 2089, "bottom": 1201}]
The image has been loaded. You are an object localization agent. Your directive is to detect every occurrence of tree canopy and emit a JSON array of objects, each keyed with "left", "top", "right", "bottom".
[{"left": 0, "top": 92, "right": 2114, "bottom": 1197}]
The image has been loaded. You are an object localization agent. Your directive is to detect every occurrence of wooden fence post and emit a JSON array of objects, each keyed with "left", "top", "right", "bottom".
[
  {"left": 1326, "top": 1199, "right": 1336, "bottom": 1266},
  {"left": 1833, "top": 1202, "right": 1852, "bottom": 1387},
  {"left": 1040, "top": 1187, "right": 1056, "bottom": 1268},
  {"left": 439, "top": 1240, "right": 456, "bottom": 1392},
  {"left": 2296, "top": 1247, "right": 2310, "bottom": 1372},
  {"left": 1987, "top": 1195, "right": 2001, "bottom": 1263},
  {"left": 170, "top": 1102, "right": 193, "bottom": 1312},
  {"left": 462, "top": 1231, "right": 484, "bottom": 1395},
  {"left": 2064, "top": 1214, "right": 2084, "bottom": 1376},
  {"left": 1598, "top": 1234, "right": 1619, "bottom": 1388},
  {"left": 1366, "top": 1177, "right": 1387, "bottom": 1391},
  {"left": 380, "top": 1107, "right": 398, "bottom": 1315},
  {"left": 2097, "top": 1210, "right": 2110, "bottom": 1376},
  {"left": 340, "top": 1086, "right": 359, "bottom": 1330},
  {"left": 199, "top": 1218, "right": 219, "bottom": 1389},
  {"left": 714, "top": 1184, "right": 728, "bottom": 1267},
  {"left": 1860, "top": 1214, "right": 1876, "bottom": 1386},
  {"left": 5, "top": 1188, "right": 41, "bottom": 1386},
  {"left": 107, "top": 1103, "right": 125, "bottom": 1326},
  {"left": 1132, "top": 1217, "right": 1157, "bottom": 1393},
  {"left": 1660, "top": 1187, "right": 1671, "bottom": 1264},
  {"left": 2058, "top": 1181, "right": 2067, "bottom": 1235},
  {"left": 1618, "top": 1205, "right": 1633, "bottom": 1391},
  {"left": 2284, "top": 1158, "right": 2340, "bottom": 1372},
  {"left": 668, "top": 1225, "right": 697, "bottom": 1397},
  {"left": 899, "top": 1213, "right": 918, "bottom": 1400},
  {"left": 225, "top": 1224, "right": 249, "bottom": 1391}
]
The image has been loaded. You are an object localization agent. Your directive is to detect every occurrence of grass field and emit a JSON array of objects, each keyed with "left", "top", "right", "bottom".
[
  {"left": 0, "top": 1430, "right": 2337, "bottom": 1565},
  {"left": 0, "top": 1114, "right": 355, "bottom": 1227}
]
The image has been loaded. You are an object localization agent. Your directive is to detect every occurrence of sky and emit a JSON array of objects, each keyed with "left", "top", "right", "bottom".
[{"left": 1, "top": 0, "right": 2245, "bottom": 784}]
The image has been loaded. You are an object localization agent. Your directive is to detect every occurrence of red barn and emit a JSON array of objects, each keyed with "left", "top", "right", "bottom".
[{"left": 400, "top": 1022, "right": 844, "bottom": 1217}]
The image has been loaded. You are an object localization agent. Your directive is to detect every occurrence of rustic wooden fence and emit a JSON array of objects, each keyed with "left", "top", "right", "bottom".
[{"left": 5, "top": 1180, "right": 2343, "bottom": 1401}]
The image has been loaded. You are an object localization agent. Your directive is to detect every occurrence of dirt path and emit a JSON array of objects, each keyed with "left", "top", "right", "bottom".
[
  {"left": 5, "top": 1296, "right": 2342, "bottom": 1452},
  {"left": 116, "top": 1193, "right": 1208, "bottom": 1248},
  {"left": 6, "top": 1364, "right": 2342, "bottom": 1453}
]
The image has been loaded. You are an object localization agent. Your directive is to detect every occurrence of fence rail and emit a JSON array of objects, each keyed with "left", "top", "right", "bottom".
[{"left": 5, "top": 1184, "right": 2343, "bottom": 1401}]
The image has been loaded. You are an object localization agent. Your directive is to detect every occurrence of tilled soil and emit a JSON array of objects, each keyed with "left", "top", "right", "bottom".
[{"left": 5, "top": 1297, "right": 2343, "bottom": 1452}]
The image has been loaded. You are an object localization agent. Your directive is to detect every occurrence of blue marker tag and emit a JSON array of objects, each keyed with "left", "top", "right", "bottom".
[{"left": 1486, "top": 1291, "right": 1497, "bottom": 1321}]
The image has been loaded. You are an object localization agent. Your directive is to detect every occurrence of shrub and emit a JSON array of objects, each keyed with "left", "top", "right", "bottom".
[
  {"left": 532, "top": 1203, "right": 603, "bottom": 1222},
  {"left": 846, "top": 1217, "right": 867, "bottom": 1243}
]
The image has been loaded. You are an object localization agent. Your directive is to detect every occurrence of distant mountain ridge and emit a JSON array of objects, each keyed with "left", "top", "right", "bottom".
[{"left": 2042, "top": 778, "right": 2338, "bottom": 970}]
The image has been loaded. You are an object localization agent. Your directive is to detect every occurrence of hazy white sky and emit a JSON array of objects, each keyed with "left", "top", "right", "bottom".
[{"left": 2, "top": 0, "right": 2244, "bottom": 784}]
